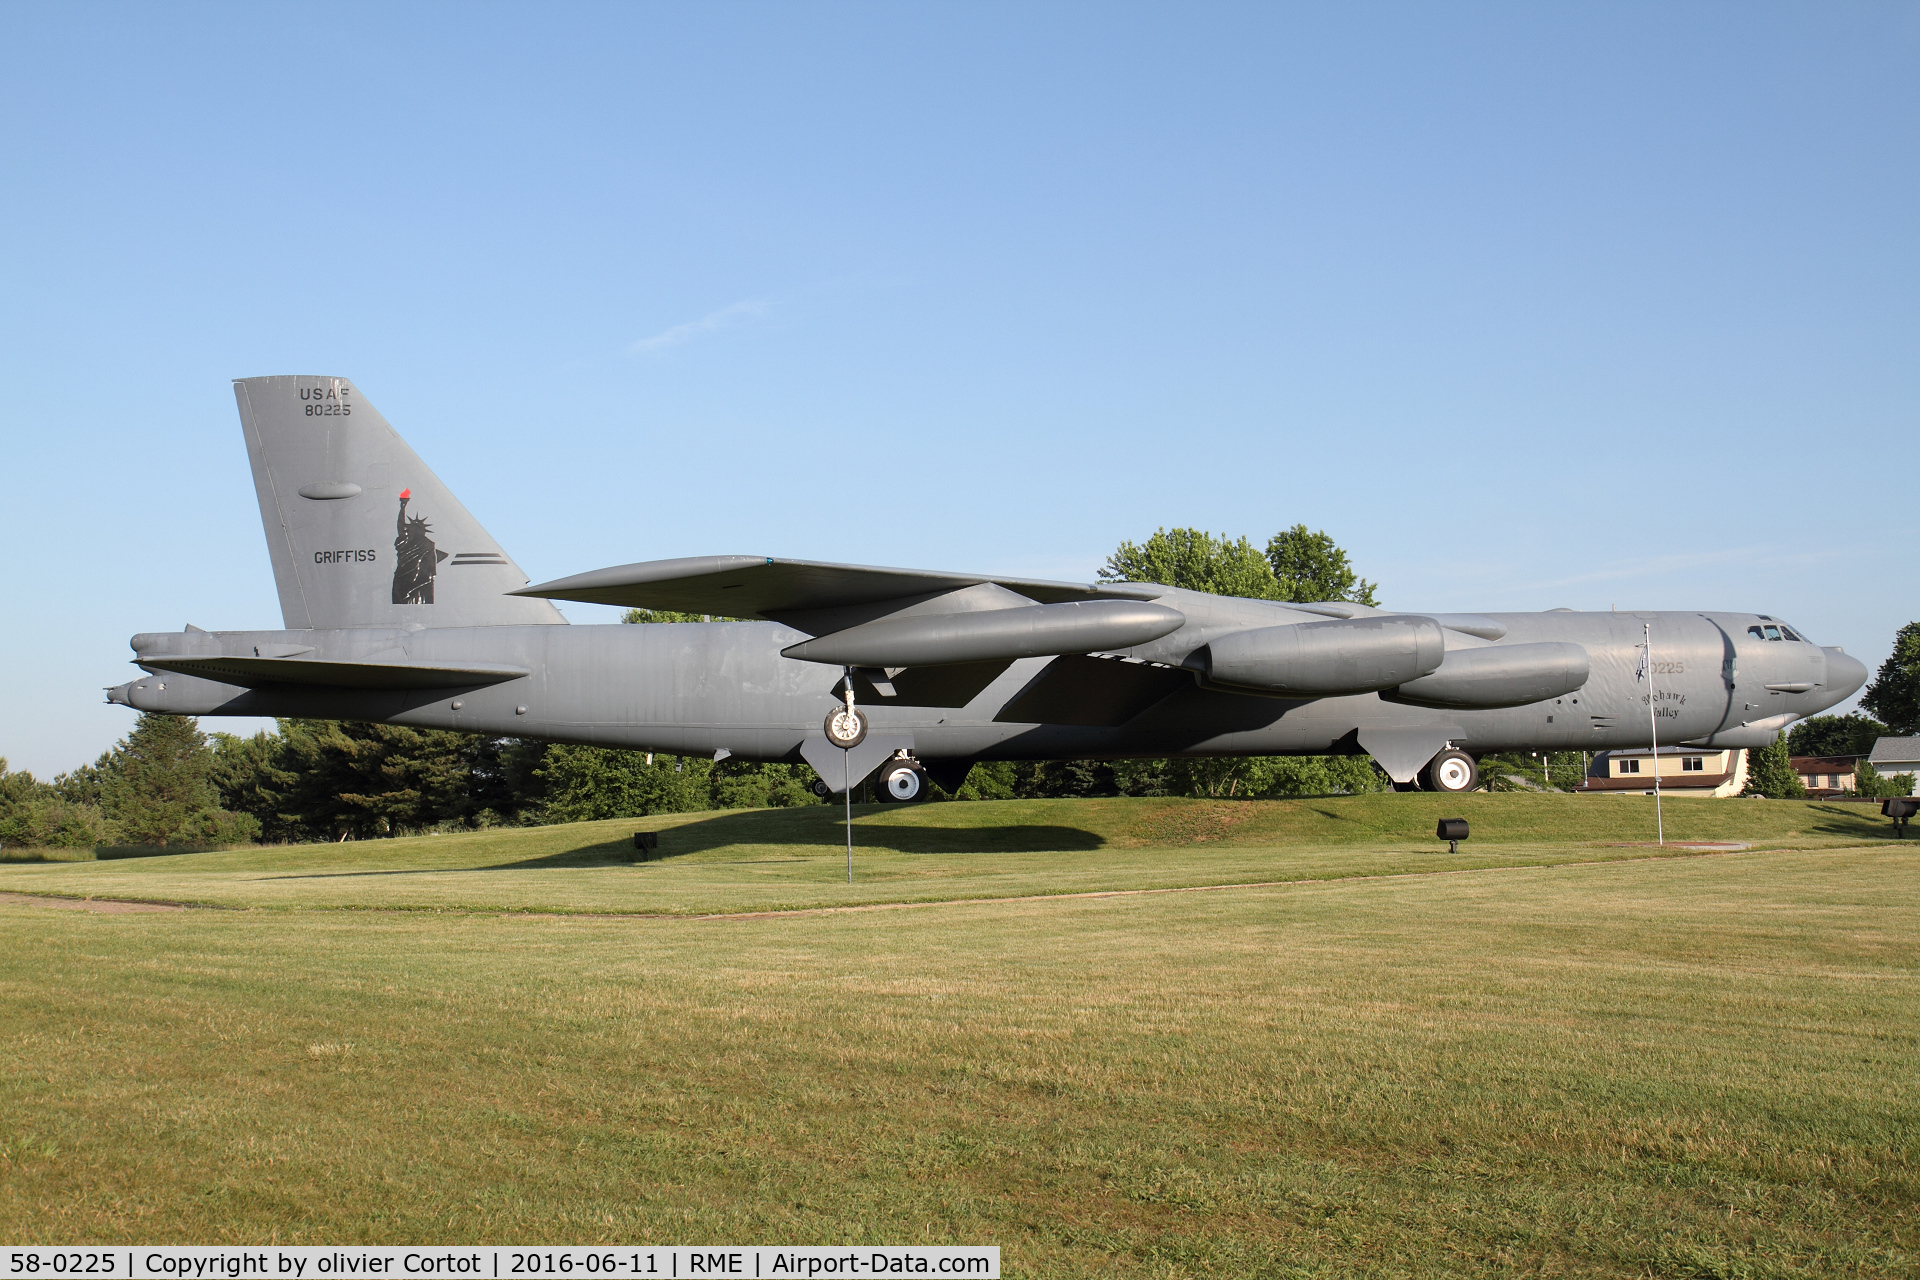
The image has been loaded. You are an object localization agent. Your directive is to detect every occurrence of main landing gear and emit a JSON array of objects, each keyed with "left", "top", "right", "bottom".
[
  {"left": 809, "top": 752, "right": 927, "bottom": 801},
  {"left": 875, "top": 754, "right": 927, "bottom": 802},
  {"left": 1422, "top": 748, "right": 1478, "bottom": 793},
  {"left": 1393, "top": 747, "right": 1481, "bottom": 793}
]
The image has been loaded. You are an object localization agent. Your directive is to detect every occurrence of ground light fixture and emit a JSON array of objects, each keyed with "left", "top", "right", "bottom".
[{"left": 1437, "top": 818, "right": 1469, "bottom": 854}]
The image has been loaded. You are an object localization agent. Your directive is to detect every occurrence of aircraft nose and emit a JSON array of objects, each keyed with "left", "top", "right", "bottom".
[{"left": 1824, "top": 647, "right": 1868, "bottom": 700}]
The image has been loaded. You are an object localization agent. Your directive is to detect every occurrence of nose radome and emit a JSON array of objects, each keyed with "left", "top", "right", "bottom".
[{"left": 1824, "top": 647, "right": 1868, "bottom": 700}]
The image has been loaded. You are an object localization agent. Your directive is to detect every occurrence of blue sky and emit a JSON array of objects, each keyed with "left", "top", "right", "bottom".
[{"left": 2, "top": 3, "right": 1914, "bottom": 778}]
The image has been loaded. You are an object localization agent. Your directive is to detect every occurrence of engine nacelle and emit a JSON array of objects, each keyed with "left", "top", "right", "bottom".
[
  {"left": 1200, "top": 616, "right": 1445, "bottom": 696},
  {"left": 780, "top": 599, "right": 1186, "bottom": 667},
  {"left": 1381, "top": 640, "right": 1589, "bottom": 710}
]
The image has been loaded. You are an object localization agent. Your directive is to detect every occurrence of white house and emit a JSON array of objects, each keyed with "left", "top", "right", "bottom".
[
  {"left": 1868, "top": 737, "right": 1920, "bottom": 795},
  {"left": 1580, "top": 747, "right": 1748, "bottom": 798}
]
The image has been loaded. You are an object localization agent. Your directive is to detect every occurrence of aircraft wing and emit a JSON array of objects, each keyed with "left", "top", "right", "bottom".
[{"left": 513, "top": 556, "right": 1163, "bottom": 618}]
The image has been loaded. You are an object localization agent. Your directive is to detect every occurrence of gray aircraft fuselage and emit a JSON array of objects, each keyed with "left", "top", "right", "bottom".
[{"left": 116, "top": 596, "right": 1859, "bottom": 764}]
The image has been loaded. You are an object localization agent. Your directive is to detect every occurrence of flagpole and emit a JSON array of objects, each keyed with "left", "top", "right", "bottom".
[
  {"left": 844, "top": 667, "right": 855, "bottom": 885},
  {"left": 1646, "top": 621, "right": 1663, "bottom": 846}
]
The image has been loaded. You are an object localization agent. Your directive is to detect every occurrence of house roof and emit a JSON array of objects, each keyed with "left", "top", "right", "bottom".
[
  {"left": 1579, "top": 770, "right": 1736, "bottom": 792},
  {"left": 1790, "top": 756, "right": 1860, "bottom": 771},
  {"left": 1598, "top": 747, "right": 1731, "bottom": 759},
  {"left": 1869, "top": 737, "right": 1920, "bottom": 764}
]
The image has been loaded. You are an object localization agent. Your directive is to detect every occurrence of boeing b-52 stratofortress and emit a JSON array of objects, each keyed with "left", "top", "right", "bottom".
[{"left": 109, "top": 376, "right": 1868, "bottom": 799}]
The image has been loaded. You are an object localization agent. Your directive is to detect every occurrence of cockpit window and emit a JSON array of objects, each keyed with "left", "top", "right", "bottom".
[
  {"left": 1748, "top": 624, "right": 1796, "bottom": 642},
  {"left": 1781, "top": 627, "right": 1802, "bottom": 642}
]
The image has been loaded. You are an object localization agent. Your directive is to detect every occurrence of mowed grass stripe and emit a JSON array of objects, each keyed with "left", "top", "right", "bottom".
[
  {"left": 2, "top": 845, "right": 1914, "bottom": 1276},
  {"left": 0, "top": 793, "right": 1896, "bottom": 916},
  {"left": 508, "top": 845, "right": 1797, "bottom": 921}
]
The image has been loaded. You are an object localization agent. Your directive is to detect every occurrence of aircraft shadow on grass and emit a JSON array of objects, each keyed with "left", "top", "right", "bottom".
[
  {"left": 503, "top": 807, "right": 1109, "bottom": 868},
  {"left": 265, "top": 806, "right": 1108, "bottom": 879}
]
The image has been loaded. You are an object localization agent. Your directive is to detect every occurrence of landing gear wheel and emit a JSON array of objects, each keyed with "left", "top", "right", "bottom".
[
  {"left": 809, "top": 778, "right": 834, "bottom": 799},
  {"left": 824, "top": 705, "right": 868, "bottom": 749},
  {"left": 876, "top": 758, "right": 927, "bottom": 803},
  {"left": 1392, "top": 780, "right": 1421, "bottom": 793},
  {"left": 1421, "top": 749, "right": 1479, "bottom": 793}
]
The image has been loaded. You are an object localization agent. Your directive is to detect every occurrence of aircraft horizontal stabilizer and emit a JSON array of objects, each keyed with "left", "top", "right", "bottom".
[
  {"left": 514, "top": 556, "right": 1161, "bottom": 619},
  {"left": 137, "top": 655, "right": 530, "bottom": 690}
]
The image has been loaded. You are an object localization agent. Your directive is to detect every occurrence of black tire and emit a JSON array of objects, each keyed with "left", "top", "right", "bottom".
[
  {"left": 809, "top": 777, "right": 833, "bottom": 799},
  {"left": 1392, "top": 779, "right": 1421, "bottom": 793},
  {"left": 876, "top": 758, "right": 927, "bottom": 803},
  {"left": 1421, "top": 748, "right": 1479, "bottom": 793},
  {"left": 823, "top": 705, "right": 868, "bottom": 749}
]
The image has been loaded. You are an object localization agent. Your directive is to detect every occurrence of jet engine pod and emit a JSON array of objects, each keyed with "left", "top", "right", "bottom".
[
  {"left": 781, "top": 599, "right": 1187, "bottom": 667},
  {"left": 1381, "top": 640, "right": 1589, "bottom": 710},
  {"left": 1201, "top": 616, "right": 1445, "bottom": 696}
]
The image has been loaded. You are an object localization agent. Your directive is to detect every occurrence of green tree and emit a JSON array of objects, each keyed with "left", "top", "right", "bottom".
[
  {"left": 1265, "top": 524, "right": 1380, "bottom": 605},
  {"left": 621, "top": 608, "right": 710, "bottom": 624},
  {"left": 1850, "top": 759, "right": 1916, "bottom": 800},
  {"left": 0, "top": 758, "right": 115, "bottom": 851},
  {"left": 211, "top": 724, "right": 565, "bottom": 841},
  {"left": 708, "top": 759, "right": 822, "bottom": 809},
  {"left": 100, "top": 714, "right": 259, "bottom": 846},
  {"left": 0, "top": 759, "right": 43, "bottom": 815},
  {"left": 1098, "top": 528, "right": 1281, "bottom": 598},
  {"left": 1741, "top": 733, "right": 1806, "bottom": 799},
  {"left": 2, "top": 759, "right": 121, "bottom": 850},
  {"left": 226, "top": 720, "right": 494, "bottom": 841},
  {"left": 941, "top": 761, "right": 1019, "bottom": 800},
  {"left": 209, "top": 730, "right": 287, "bottom": 829},
  {"left": 1861, "top": 622, "right": 1920, "bottom": 736},
  {"left": 536, "top": 745, "right": 710, "bottom": 821},
  {"left": 51, "top": 754, "right": 112, "bottom": 806},
  {"left": 1164, "top": 756, "right": 1267, "bottom": 798},
  {"left": 1787, "top": 713, "right": 1889, "bottom": 759},
  {"left": 1030, "top": 759, "right": 1118, "bottom": 797},
  {"left": 1261, "top": 755, "right": 1388, "bottom": 797},
  {"left": 1477, "top": 750, "right": 1591, "bottom": 793}
]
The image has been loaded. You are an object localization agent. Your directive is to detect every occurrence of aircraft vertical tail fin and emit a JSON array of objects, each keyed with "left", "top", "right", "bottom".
[{"left": 233, "top": 376, "right": 566, "bottom": 630}]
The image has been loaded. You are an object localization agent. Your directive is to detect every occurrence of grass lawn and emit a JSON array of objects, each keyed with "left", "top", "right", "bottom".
[
  {"left": 1, "top": 796, "right": 1914, "bottom": 1276},
  {"left": 0, "top": 792, "right": 1899, "bottom": 915}
]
